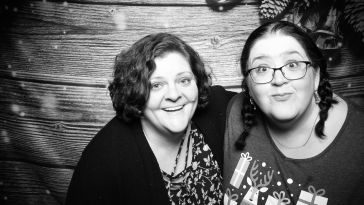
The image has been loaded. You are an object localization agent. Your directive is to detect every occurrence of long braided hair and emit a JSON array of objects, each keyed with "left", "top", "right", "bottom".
[{"left": 235, "top": 21, "right": 337, "bottom": 150}]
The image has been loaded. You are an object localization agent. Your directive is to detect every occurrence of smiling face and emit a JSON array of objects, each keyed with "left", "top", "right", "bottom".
[
  {"left": 142, "top": 51, "right": 198, "bottom": 137},
  {"left": 247, "top": 33, "right": 320, "bottom": 124}
]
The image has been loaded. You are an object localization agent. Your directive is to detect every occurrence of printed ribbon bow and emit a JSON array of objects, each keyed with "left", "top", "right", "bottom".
[
  {"left": 272, "top": 191, "right": 291, "bottom": 205},
  {"left": 308, "top": 185, "right": 326, "bottom": 197},
  {"left": 226, "top": 188, "right": 238, "bottom": 205},
  {"left": 240, "top": 152, "right": 252, "bottom": 161}
]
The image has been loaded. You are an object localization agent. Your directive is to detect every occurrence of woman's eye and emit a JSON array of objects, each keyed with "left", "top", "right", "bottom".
[
  {"left": 255, "top": 66, "right": 270, "bottom": 73},
  {"left": 287, "top": 62, "right": 299, "bottom": 69},
  {"left": 179, "top": 77, "right": 192, "bottom": 85},
  {"left": 151, "top": 82, "right": 164, "bottom": 90}
]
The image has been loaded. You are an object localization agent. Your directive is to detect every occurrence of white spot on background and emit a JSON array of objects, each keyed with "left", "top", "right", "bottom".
[
  {"left": 262, "top": 162, "right": 266, "bottom": 167},
  {"left": 113, "top": 12, "right": 127, "bottom": 30},
  {"left": 3, "top": 136, "right": 10, "bottom": 144},
  {"left": 1, "top": 130, "right": 7, "bottom": 137},
  {"left": 287, "top": 178, "right": 293, "bottom": 184},
  {"left": 277, "top": 181, "right": 281, "bottom": 186},
  {"left": 1, "top": 130, "right": 10, "bottom": 144},
  {"left": 11, "top": 104, "right": 20, "bottom": 113}
]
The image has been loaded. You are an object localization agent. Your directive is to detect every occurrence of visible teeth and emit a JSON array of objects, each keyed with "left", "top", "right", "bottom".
[{"left": 164, "top": 105, "right": 183, "bottom": 111}]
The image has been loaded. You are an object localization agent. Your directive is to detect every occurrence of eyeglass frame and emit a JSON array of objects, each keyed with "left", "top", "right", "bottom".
[{"left": 246, "top": 61, "right": 312, "bottom": 84}]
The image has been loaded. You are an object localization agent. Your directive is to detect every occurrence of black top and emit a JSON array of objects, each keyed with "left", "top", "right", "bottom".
[{"left": 65, "top": 86, "right": 235, "bottom": 205}]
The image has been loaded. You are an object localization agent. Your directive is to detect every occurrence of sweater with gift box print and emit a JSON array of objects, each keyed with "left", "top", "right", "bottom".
[{"left": 223, "top": 93, "right": 364, "bottom": 205}]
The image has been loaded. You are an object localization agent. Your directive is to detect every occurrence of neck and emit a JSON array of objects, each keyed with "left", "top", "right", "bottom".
[
  {"left": 268, "top": 100, "right": 318, "bottom": 132},
  {"left": 267, "top": 102, "right": 319, "bottom": 148},
  {"left": 141, "top": 119, "right": 189, "bottom": 147},
  {"left": 141, "top": 119, "right": 191, "bottom": 175}
]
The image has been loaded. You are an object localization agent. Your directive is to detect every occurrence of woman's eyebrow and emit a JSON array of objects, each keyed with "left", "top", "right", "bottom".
[{"left": 279, "top": 50, "right": 304, "bottom": 58}]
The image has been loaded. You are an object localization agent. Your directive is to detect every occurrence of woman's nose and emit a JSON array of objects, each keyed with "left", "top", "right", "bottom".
[
  {"left": 165, "top": 84, "right": 182, "bottom": 101},
  {"left": 271, "top": 69, "right": 288, "bottom": 85}
]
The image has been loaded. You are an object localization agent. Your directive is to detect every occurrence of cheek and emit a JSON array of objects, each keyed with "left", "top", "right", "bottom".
[
  {"left": 248, "top": 82, "right": 268, "bottom": 106},
  {"left": 145, "top": 92, "right": 163, "bottom": 110},
  {"left": 184, "top": 85, "right": 199, "bottom": 101},
  {"left": 296, "top": 74, "right": 316, "bottom": 97}
]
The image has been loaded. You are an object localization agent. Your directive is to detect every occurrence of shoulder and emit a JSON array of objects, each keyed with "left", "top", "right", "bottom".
[
  {"left": 95, "top": 117, "right": 134, "bottom": 139},
  {"left": 343, "top": 98, "right": 364, "bottom": 133},
  {"left": 333, "top": 94, "right": 364, "bottom": 127},
  {"left": 226, "top": 92, "right": 244, "bottom": 120},
  {"left": 208, "top": 85, "right": 236, "bottom": 103},
  {"left": 224, "top": 93, "right": 245, "bottom": 142},
  {"left": 330, "top": 95, "right": 364, "bottom": 156},
  {"left": 80, "top": 117, "right": 138, "bottom": 161},
  {"left": 194, "top": 85, "right": 236, "bottom": 117}
]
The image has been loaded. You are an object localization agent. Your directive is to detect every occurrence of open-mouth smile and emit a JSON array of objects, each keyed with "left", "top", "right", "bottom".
[{"left": 163, "top": 105, "right": 184, "bottom": 112}]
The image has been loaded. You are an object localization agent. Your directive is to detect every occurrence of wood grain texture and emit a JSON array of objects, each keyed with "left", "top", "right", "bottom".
[
  {"left": 0, "top": 78, "right": 113, "bottom": 167},
  {"left": 1, "top": 1, "right": 261, "bottom": 88},
  {"left": 1, "top": 0, "right": 364, "bottom": 204},
  {"left": 0, "top": 161, "right": 72, "bottom": 204},
  {"left": 20, "top": 0, "right": 257, "bottom": 5}
]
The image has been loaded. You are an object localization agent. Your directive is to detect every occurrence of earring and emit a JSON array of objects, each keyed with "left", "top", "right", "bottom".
[
  {"left": 314, "top": 90, "right": 320, "bottom": 104},
  {"left": 249, "top": 98, "right": 257, "bottom": 111}
]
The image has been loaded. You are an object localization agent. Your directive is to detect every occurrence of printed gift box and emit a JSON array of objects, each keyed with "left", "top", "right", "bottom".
[
  {"left": 296, "top": 185, "right": 328, "bottom": 205},
  {"left": 265, "top": 191, "right": 291, "bottom": 205},
  {"left": 230, "top": 152, "right": 252, "bottom": 188}
]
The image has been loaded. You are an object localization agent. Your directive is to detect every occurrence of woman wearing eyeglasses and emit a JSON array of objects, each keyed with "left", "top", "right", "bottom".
[{"left": 223, "top": 21, "right": 364, "bottom": 205}]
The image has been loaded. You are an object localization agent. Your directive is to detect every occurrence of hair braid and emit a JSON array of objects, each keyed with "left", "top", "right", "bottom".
[
  {"left": 235, "top": 83, "right": 257, "bottom": 150},
  {"left": 315, "top": 77, "right": 338, "bottom": 138}
]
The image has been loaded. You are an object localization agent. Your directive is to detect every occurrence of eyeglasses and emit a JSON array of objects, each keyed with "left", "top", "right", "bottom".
[{"left": 247, "top": 61, "right": 311, "bottom": 84}]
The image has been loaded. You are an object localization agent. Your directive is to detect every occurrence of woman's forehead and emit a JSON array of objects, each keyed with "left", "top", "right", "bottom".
[{"left": 249, "top": 34, "right": 308, "bottom": 61}]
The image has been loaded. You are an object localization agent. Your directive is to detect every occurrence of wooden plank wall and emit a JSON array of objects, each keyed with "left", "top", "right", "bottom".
[{"left": 0, "top": 0, "right": 363, "bottom": 204}]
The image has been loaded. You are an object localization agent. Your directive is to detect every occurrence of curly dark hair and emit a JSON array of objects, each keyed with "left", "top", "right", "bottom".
[
  {"left": 235, "top": 21, "right": 337, "bottom": 150},
  {"left": 108, "top": 33, "right": 210, "bottom": 122}
]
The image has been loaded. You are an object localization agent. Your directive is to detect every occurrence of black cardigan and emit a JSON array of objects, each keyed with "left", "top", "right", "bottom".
[{"left": 65, "top": 86, "right": 235, "bottom": 205}]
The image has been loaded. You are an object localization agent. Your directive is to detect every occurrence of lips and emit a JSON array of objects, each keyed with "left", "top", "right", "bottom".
[
  {"left": 271, "top": 93, "right": 292, "bottom": 101},
  {"left": 162, "top": 105, "right": 184, "bottom": 112}
]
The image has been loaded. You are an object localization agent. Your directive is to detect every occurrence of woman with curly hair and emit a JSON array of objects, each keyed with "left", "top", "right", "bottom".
[
  {"left": 66, "top": 33, "right": 234, "bottom": 204},
  {"left": 223, "top": 21, "right": 364, "bottom": 205}
]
